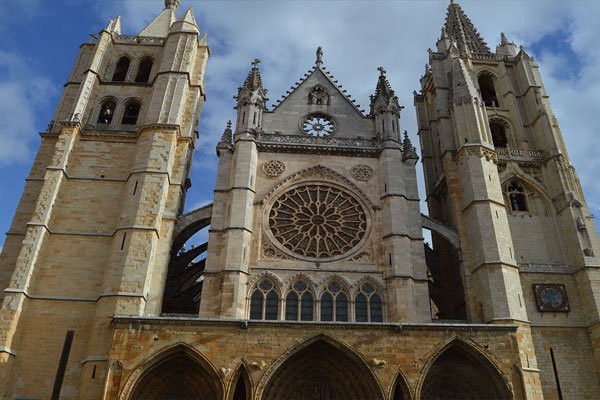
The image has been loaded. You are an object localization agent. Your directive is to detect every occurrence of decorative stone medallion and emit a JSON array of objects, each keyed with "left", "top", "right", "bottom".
[
  {"left": 300, "top": 113, "right": 336, "bottom": 136},
  {"left": 263, "top": 160, "right": 286, "bottom": 177},
  {"left": 350, "top": 164, "right": 374, "bottom": 181},
  {"left": 533, "top": 283, "right": 570, "bottom": 312},
  {"left": 267, "top": 183, "right": 368, "bottom": 261}
]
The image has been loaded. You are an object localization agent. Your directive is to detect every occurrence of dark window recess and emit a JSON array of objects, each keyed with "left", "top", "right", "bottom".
[
  {"left": 355, "top": 293, "right": 368, "bottom": 322},
  {"left": 232, "top": 376, "right": 247, "bottom": 400},
  {"left": 135, "top": 57, "right": 153, "bottom": 83},
  {"left": 490, "top": 122, "right": 508, "bottom": 147},
  {"left": 91, "top": 365, "right": 96, "bottom": 379},
  {"left": 97, "top": 100, "right": 116, "bottom": 124},
  {"left": 336, "top": 292, "right": 348, "bottom": 322},
  {"left": 479, "top": 74, "right": 498, "bottom": 107},
  {"left": 285, "top": 292, "right": 299, "bottom": 321},
  {"left": 300, "top": 292, "right": 313, "bottom": 321},
  {"left": 265, "top": 291, "right": 278, "bottom": 320},
  {"left": 508, "top": 182, "right": 527, "bottom": 211},
  {"left": 112, "top": 57, "right": 130, "bottom": 82},
  {"left": 370, "top": 293, "right": 383, "bottom": 322},
  {"left": 51, "top": 330, "right": 75, "bottom": 400},
  {"left": 321, "top": 292, "right": 333, "bottom": 321},
  {"left": 122, "top": 102, "right": 141, "bottom": 125},
  {"left": 249, "top": 291, "right": 263, "bottom": 320}
]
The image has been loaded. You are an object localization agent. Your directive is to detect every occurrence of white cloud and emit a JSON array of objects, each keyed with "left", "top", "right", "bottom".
[{"left": 0, "top": 50, "right": 57, "bottom": 165}]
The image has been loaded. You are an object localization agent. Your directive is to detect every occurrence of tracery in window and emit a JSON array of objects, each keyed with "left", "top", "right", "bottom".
[
  {"left": 355, "top": 282, "right": 382, "bottom": 322},
  {"left": 135, "top": 57, "right": 153, "bottom": 83},
  {"left": 320, "top": 280, "right": 348, "bottom": 322},
  {"left": 250, "top": 279, "right": 279, "bottom": 320},
  {"left": 97, "top": 99, "right": 116, "bottom": 125},
  {"left": 489, "top": 122, "right": 507, "bottom": 148},
  {"left": 507, "top": 181, "right": 527, "bottom": 212},
  {"left": 478, "top": 73, "right": 498, "bottom": 107},
  {"left": 122, "top": 101, "right": 141, "bottom": 125},
  {"left": 112, "top": 56, "right": 131, "bottom": 82},
  {"left": 285, "top": 280, "right": 313, "bottom": 321}
]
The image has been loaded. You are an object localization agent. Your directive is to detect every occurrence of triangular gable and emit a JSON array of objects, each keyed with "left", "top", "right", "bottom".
[{"left": 262, "top": 65, "right": 373, "bottom": 138}]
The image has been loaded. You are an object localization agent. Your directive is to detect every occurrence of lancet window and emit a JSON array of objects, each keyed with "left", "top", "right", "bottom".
[
  {"left": 112, "top": 56, "right": 131, "bottom": 82},
  {"left": 489, "top": 122, "right": 508, "bottom": 148},
  {"left": 478, "top": 73, "right": 498, "bottom": 107},
  {"left": 135, "top": 57, "right": 154, "bottom": 83},
  {"left": 285, "top": 280, "right": 313, "bottom": 321},
  {"left": 97, "top": 99, "right": 116, "bottom": 125},
  {"left": 250, "top": 279, "right": 279, "bottom": 320},
  {"left": 121, "top": 101, "right": 141, "bottom": 125},
  {"left": 507, "top": 181, "right": 527, "bottom": 212},
  {"left": 355, "top": 282, "right": 383, "bottom": 322},
  {"left": 320, "top": 280, "right": 348, "bottom": 322}
]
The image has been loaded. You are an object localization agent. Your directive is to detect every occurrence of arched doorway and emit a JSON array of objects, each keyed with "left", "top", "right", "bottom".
[
  {"left": 419, "top": 340, "right": 512, "bottom": 400},
  {"left": 128, "top": 348, "right": 222, "bottom": 400},
  {"left": 261, "top": 337, "right": 383, "bottom": 400}
]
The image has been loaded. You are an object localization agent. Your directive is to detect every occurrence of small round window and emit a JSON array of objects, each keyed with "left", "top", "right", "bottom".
[{"left": 300, "top": 113, "right": 336, "bottom": 136}]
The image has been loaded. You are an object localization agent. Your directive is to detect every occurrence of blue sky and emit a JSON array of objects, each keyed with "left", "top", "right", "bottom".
[{"left": 1, "top": 0, "right": 599, "bottom": 250}]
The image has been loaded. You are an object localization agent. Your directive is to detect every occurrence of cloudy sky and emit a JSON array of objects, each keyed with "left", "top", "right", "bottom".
[{"left": 0, "top": 0, "right": 599, "bottom": 250}]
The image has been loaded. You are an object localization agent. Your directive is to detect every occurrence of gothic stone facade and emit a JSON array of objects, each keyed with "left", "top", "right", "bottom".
[{"left": 0, "top": 1, "right": 599, "bottom": 399}]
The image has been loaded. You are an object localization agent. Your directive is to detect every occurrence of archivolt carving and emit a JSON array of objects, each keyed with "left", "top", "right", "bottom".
[{"left": 268, "top": 184, "right": 367, "bottom": 260}]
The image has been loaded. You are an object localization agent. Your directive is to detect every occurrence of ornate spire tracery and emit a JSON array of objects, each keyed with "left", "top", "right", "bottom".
[
  {"left": 444, "top": 1, "right": 490, "bottom": 54},
  {"left": 369, "top": 67, "right": 403, "bottom": 117}
]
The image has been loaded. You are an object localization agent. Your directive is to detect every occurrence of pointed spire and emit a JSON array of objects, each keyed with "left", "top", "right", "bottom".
[
  {"left": 170, "top": 7, "right": 199, "bottom": 33},
  {"left": 402, "top": 131, "right": 418, "bottom": 161},
  {"left": 217, "top": 121, "right": 233, "bottom": 149},
  {"left": 106, "top": 16, "right": 121, "bottom": 34},
  {"left": 444, "top": 1, "right": 490, "bottom": 54},
  {"left": 243, "top": 59, "right": 264, "bottom": 91},
  {"left": 369, "top": 67, "right": 403, "bottom": 116},
  {"left": 316, "top": 47, "right": 323, "bottom": 67},
  {"left": 139, "top": 3, "right": 177, "bottom": 37},
  {"left": 235, "top": 59, "right": 268, "bottom": 109}
]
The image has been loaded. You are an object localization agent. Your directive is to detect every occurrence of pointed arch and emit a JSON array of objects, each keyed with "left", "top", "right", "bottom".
[
  {"left": 390, "top": 369, "right": 413, "bottom": 400},
  {"left": 227, "top": 361, "right": 253, "bottom": 400},
  {"left": 283, "top": 274, "right": 316, "bottom": 321},
  {"left": 257, "top": 333, "right": 384, "bottom": 400},
  {"left": 119, "top": 343, "right": 224, "bottom": 400},
  {"left": 319, "top": 275, "right": 351, "bottom": 322},
  {"left": 353, "top": 277, "right": 385, "bottom": 322},
  {"left": 416, "top": 337, "right": 512, "bottom": 400}
]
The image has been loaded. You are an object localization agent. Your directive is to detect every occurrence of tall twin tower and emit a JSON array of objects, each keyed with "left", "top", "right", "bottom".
[{"left": 0, "top": 1, "right": 598, "bottom": 399}]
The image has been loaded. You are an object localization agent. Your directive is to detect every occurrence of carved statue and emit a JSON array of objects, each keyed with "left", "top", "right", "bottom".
[{"left": 308, "top": 84, "right": 330, "bottom": 105}]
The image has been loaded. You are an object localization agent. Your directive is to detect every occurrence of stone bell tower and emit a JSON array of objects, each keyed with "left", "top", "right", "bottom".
[
  {"left": 415, "top": 1, "right": 600, "bottom": 397},
  {"left": 0, "top": 1, "right": 209, "bottom": 398}
]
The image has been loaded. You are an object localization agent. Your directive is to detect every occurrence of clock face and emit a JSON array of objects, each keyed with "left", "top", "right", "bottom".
[
  {"left": 533, "top": 284, "right": 569, "bottom": 312},
  {"left": 540, "top": 287, "right": 563, "bottom": 308}
]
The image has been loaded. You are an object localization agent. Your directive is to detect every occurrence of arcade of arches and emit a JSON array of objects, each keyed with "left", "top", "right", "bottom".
[{"left": 113, "top": 321, "right": 520, "bottom": 400}]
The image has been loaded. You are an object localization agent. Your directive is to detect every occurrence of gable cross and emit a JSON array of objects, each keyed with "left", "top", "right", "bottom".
[{"left": 251, "top": 58, "right": 261, "bottom": 68}]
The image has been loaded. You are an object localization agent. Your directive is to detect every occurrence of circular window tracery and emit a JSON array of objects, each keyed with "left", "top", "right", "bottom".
[
  {"left": 300, "top": 113, "right": 336, "bottom": 136},
  {"left": 268, "top": 184, "right": 367, "bottom": 260}
]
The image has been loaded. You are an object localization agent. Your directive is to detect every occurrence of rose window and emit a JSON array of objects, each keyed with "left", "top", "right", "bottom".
[
  {"left": 268, "top": 184, "right": 367, "bottom": 259},
  {"left": 300, "top": 114, "right": 336, "bottom": 136}
]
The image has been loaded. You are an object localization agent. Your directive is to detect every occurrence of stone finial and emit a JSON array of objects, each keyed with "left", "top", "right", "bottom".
[
  {"left": 402, "top": 131, "right": 418, "bottom": 160},
  {"left": 165, "top": 0, "right": 181, "bottom": 9},
  {"left": 500, "top": 32, "right": 508, "bottom": 45},
  {"left": 217, "top": 120, "right": 233, "bottom": 149},
  {"left": 316, "top": 46, "right": 323, "bottom": 66}
]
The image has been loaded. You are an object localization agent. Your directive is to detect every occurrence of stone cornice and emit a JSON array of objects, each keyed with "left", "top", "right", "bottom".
[{"left": 111, "top": 316, "right": 518, "bottom": 332}]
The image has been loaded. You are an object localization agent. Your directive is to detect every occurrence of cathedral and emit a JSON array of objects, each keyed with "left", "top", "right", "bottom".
[{"left": 1, "top": 0, "right": 599, "bottom": 398}]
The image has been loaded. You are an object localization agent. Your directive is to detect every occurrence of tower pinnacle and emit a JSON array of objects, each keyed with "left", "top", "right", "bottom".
[
  {"left": 316, "top": 46, "right": 323, "bottom": 66},
  {"left": 443, "top": 1, "right": 490, "bottom": 54},
  {"left": 165, "top": 0, "right": 181, "bottom": 9}
]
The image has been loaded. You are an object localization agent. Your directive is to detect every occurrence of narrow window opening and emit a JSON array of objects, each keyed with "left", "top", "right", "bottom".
[
  {"left": 134, "top": 57, "right": 153, "bottom": 83},
  {"left": 133, "top": 181, "right": 138, "bottom": 196},
  {"left": 243, "top": 247, "right": 247, "bottom": 260},
  {"left": 384, "top": 183, "right": 387, "bottom": 192},
  {"left": 51, "top": 330, "right": 75, "bottom": 400},
  {"left": 321, "top": 292, "right": 333, "bottom": 321},
  {"left": 300, "top": 292, "right": 313, "bottom": 321},
  {"left": 112, "top": 57, "right": 130, "bottom": 82},
  {"left": 120, "top": 233, "right": 127, "bottom": 250},
  {"left": 253, "top": 112, "right": 257, "bottom": 125},
  {"left": 121, "top": 101, "right": 141, "bottom": 125},
  {"left": 478, "top": 73, "right": 498, "bottom": 107},
  {"left": 490, "top": 122, "right": 508, "bottom": 148},
  {"left": 355, "top": 283, "right": 382, "bottom": 322},
  {"left": 355, "top": 293, "right": 368, "bottom": 322},
  {"left": 508, "top": 181, "right": 527, "bottom": 211},
  {"left": 488, "top": 174, "right": 492, "bottom": 181},
  {"left": 388, "top": 253, "right": 392, "bottom": 266},
  {"left": 518, "top": 294, "right": 522, "bottom": 307},
  {"left": 242, "top": 112, "right": 246, "bottom": 124},
  {"left": 285, "top": 292, "right": 299, "bottom": 321},
  {"left": 392, "top": 120, "right": 395, "bottom": 133},
  {"left": 265, "top": 291, "right": 278, "bottom": 320},
  {"left": 382, "top": 119, "right": 385, "bottom": 132},
  {"left": 91, "top": 365, "right": 96, "bottom": 379},
  {"left": 97, "top": 100, "right": 116, "bottom": 125},
  {"left": 496, "top": 210, "right": 499, "bottom": 218}
]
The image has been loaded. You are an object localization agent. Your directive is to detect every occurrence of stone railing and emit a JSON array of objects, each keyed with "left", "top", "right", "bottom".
[
  {"left": 496, "top": 147, "right": 544, "bottom": 161},
  {"left": 255, "top": 133, "right": 382, "bottom": 155},
  {"left": 114, "top": 35, "right": 165, "bottom": 45}
]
